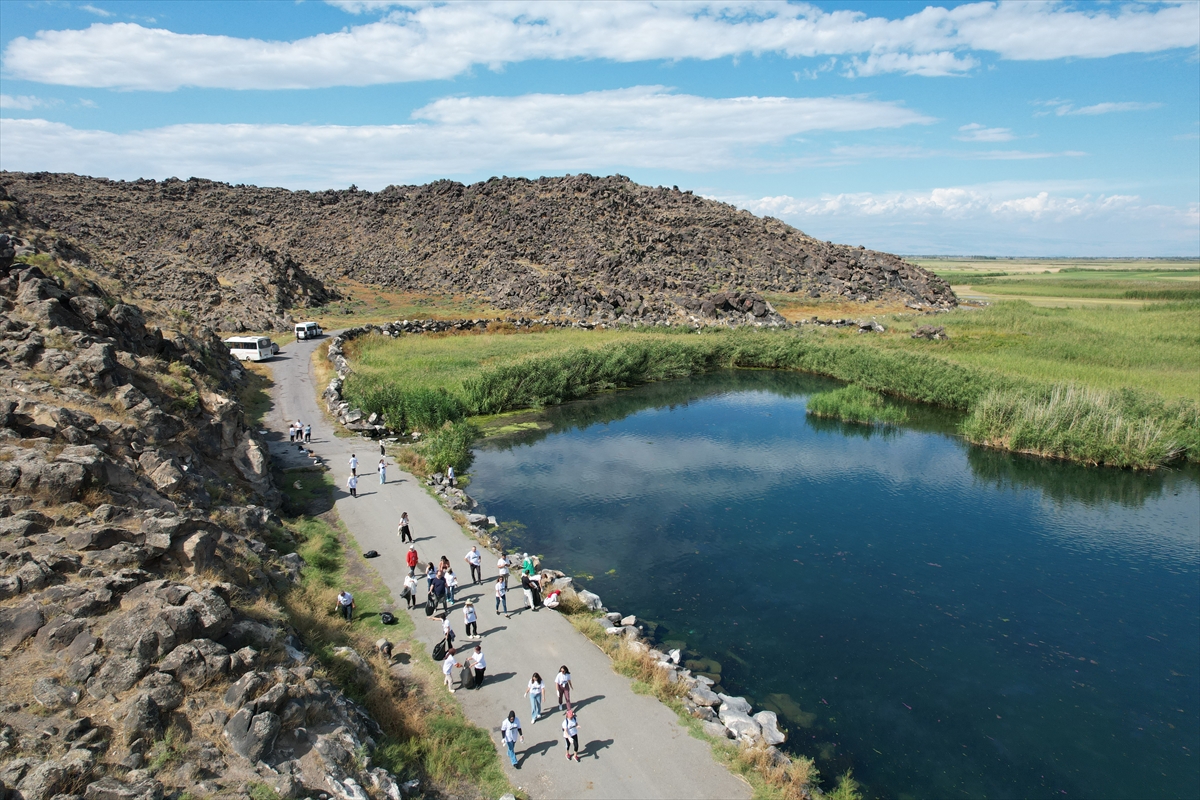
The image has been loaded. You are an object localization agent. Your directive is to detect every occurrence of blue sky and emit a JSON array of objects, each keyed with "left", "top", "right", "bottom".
[{"left": 0, "top": 1, "right": 1197, "bottom": 256}]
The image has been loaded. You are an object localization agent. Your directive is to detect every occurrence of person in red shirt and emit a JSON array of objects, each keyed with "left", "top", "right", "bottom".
[{"left": 406, "top": 545, "right": 419, "bottom": 576}]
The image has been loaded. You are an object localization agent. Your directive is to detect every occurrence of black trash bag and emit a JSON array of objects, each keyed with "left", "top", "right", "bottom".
[
  {"left": 425, "top": 596, "right": 436, "bottom": 617},
  {"left": 364, "top": 550, "right": 380, "bottom": 558},
  {"left": 380, "top": 612, "right": 396, "bottom": 625},
  {"left": 432, "top": 638, "right": 447, "bottom": 661}
]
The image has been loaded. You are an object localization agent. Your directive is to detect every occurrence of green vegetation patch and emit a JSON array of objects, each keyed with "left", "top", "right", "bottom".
[{"left": 806, "top": 385, "right": 908, "bottom": 425}]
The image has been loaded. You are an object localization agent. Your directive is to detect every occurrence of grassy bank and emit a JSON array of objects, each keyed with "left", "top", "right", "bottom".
[
  {"left": 342, "top": 300, "right": 1199, "bottom": 468},
  {"left": 273, "top": 472, "right": 515, "bottom": 799}
]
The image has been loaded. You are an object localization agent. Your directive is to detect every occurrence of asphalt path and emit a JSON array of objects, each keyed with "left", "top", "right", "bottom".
[{"left": 263, "top": 334, "right": 750, "bottom": 800}]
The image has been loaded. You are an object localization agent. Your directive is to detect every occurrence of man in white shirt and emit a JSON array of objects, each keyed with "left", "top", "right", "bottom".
[
  {"left": 346, "top": 474, "right": 358, "bottom": 498},
  {"left": 348, "top": 454, "right": 358, "bottom": 476},
  {"left": 336, "top": 590, "right": 354, "bottom": 622},
  {"left": 464, "top": 546, "right": 482, "bottom": 584},
  {"left": 441, "top": 647, "right": 460, "bottom": 692},
  {"left": 468, "top": 645, "right": 486, "bottom": 689}
]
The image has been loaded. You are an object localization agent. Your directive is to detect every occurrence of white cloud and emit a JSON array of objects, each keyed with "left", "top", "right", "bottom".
[
  {"left": 0, "top": 94, "right": 56, "bottom": 110},
  {"left": 4, "top": 1, "right": 1197, "bottom": 90},
  {"left": 731, "top": 185, "right": 1199, "bottom": 255},
  {"left": 78, "top": 4, "right": 113, "bottom": 17},
  {"left": 1037, "top": 99, "right": 1165, "bottom": 117},
  {"left": 0, "top": 87, "right": 932, "bottom": 186},
  {"left": 955, "top": 122, "right": 1014, "bottom": 142}
]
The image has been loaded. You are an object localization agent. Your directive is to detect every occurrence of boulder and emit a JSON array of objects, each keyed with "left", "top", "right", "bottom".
[
  {"left": 32, "top": 676, "right": 80, "bottom": 709},
  {"left": 575, "top": 589, "right": 603, "bottom": 611},
  {"left": 620, "top": 615, "right": 637, "bottom": 626},
  {"left": 688, "top": 686, "right": 720, "bottom": 707},
  {"left": 718, "top": 694, "right": 752, "bottom": 717},
  {"left": 223, "top": 671, "right": 266, "bottom": 709},
  {"left": 34, "top": 615, "right": 87, "bottom": 652},
  {"left": 158, "top": 639, "right": 230, "bottom": 688},
  {"left": 333, "top": 645, "right": 373, "bottom": 683},
  {"left": 722, "top": 711, "right": 762, "bottom": 743},
  {"left": 223, "top": 707, "right": 281, "bottom": 762},
  {"left": 84, "top": 777, "right": 165, "bottom": 800},
  {"left": 668, "top": 648, "right": 682, "bottom": 664},
  {"left": 0, "top": 600, "right": 44, "bottom": 650},
  {"left": 137, "top": 671, "right": 184, "bottom": 711},
  {"left": 702, "top": 720, "right": 733, "bottom": 740},
  {"left": 754, "top": 710, "right": 787, "bottom": 745},
  {"left": 122, "top": 692, "right": 163, "bottom": 745},
  {"left": 87, "top": 654, "right": 150, "bottom": 697}
]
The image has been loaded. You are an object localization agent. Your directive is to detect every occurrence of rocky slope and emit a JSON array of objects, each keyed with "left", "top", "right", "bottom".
[
  {"left": 0, "top": 229, "right": 411, "bottom": 799},
  {"left": 0, "top": 172, "right": 955, "bottom": 331}
]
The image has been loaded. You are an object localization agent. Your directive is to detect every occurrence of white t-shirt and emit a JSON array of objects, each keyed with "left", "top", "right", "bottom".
[
  {"left": 337, "top": 592, "right": 353, "bottom": 607},
  {"left": 464, "top": 606, "right": 476, "bottom": 624},
  {"left": 349, "top": 457, "right": 359, "bottom": 470},
  {"left": 442, "top": 654, "right": 456, "bottom": 675},
  {"left": 501, "top": 717, "right": 521, "bottom": 742},
  {"left": 442, "top": 618, "right": 452, "bottom": 636},
  {"left": 495, "top": 582, "right": 506, "bottom": 598},
  {"left": 446, "top": 573, "right": 458, "bottom": 588},
  {"left": 528, "top": 679, "right": 543, "bottom": 696},
  {"left": 466, "top": 549, "right": 481, "bottom": 566},
  {"left": 470, "top": 650, "right": 487, "bottom": 670},
  {"left": 555, "top": 672, "right": 571, "bottom": 688},
  {"left": 562, "top": 716, "right": 578, "bottom": 738},
  {"left": 497, "top": 556, "right": 509, "bottom": 572},
  {"left": 347, "top": 475, "right": 358, "bottom": 489}
]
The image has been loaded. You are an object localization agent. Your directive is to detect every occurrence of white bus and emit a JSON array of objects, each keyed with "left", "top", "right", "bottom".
[
  {"left": 294, "top": 321, "right": 323, "bottom": 340},
  {"left": 224, "top": 336, "right": 276, "bottom": 362}
]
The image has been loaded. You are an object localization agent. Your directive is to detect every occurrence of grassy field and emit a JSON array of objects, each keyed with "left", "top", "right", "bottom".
[
  {"left": 913, "top": 257, "right": 1200, "bottom": 307},
  {"left": 341, "top": 298, "right": 1198, "bottom": 468}
]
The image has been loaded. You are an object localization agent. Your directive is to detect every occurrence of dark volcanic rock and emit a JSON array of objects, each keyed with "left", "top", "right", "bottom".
[{"left": 0, "top": 172, "right": 954, "bottom": 328}]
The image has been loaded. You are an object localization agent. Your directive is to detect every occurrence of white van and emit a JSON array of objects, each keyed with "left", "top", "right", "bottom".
[
  {"left": 294, "top": 322, "right": 323, "bottom": 340},
  {"left": 224, "top": 336, "right": 276, "bottom": 362}
]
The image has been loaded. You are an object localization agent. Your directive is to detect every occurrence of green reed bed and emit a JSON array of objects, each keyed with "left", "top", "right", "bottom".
[
  {"left": 342, "top": 301, "right": 1200, "bottom": 469},
  {"left": 806, "top": 385, "right": 909, "bottom": 426}
]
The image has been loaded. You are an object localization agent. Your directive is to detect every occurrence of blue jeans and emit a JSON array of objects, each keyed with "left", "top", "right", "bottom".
[
  {"left": 379, "top": 470, "right": 386, "bottom": 484},
  {"left": 447, "top": 586, "right": 456, "bottom": 604},
  {"left": 496, "top": 594, "right": 507, "bottom": 613},
  {"left": 505, "top": 739, "right": 517, "bottom": 766},
  {"left": 530, "top": 692, "right": 542, "bottom": 720}
]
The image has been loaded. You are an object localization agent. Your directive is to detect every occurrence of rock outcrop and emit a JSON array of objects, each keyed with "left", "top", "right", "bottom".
[
  {"left": 0, "top": 172, "right": 955, "bottom": 330},
  {"left": 0, "top": 228, "right": 411, "bottom": 798}
]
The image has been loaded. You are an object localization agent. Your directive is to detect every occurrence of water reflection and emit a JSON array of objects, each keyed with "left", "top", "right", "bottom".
[{"left": 469, "top": 371, "right": 1200, "bottom": 800}]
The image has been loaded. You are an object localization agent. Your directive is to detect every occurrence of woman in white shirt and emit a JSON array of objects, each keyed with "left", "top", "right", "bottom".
[
  {"left": 524, "top": 672, "right": 545, "bottom": 721},
  {"left": 445, "top": 569, "right": 459, "bottom": 605},
  {"left": 555, "top": 665, "right": 573, "bottom": 710},
  {"left": 561, "top": 709, "right": 579, "bottom": 761},
  {"left": 402, "top": 573, "right": 419, "bottom": 609},
  {"left": 468, "top": 645, "right": 486, "bottom": 689},
  {"left": 463, "top": 601, "right": 478, "bottom": 639}
]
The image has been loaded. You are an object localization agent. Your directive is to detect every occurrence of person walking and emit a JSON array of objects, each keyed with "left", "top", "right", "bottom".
[
  {"left": 468, "top": 644, "right": 486, "bottom": 688},
  {"left": 464, "top": 546, "right": 482, "bottom": 584},
  {"left": 463, "top": 601, "right": 478, "bottom": 639},
  {"left": 378, "top": 458, "right": 387, "bottom": 484},
  {"left": 346, "top": 474, "right": 358, "bottom": 498},
  {"left": 442, "top": 647, "right": 460, "bottom": 692},
  {"left": 403, "top": 573, "right": 419, "bottom": 610},
  {"left": 379, "top": 440, "right": 386, "bottom": 457},
  {"left": 349, "top": 454, "right": 358, "bottom": 477},
  {"left": 445, "top": 568, "right": 459, "bottom": 605},
  {"left": 289, "top": 423, "right": 296, "bottom": 443},
  {"left": 335, "top": 590, "right": 355, "bottom": 622},
  {"left": 447, "top": 465, "right": 456, "bottom": 486},
  {"left": 555, "top": 665, "right": 573, "bottom": 710},
  {"left": 525, "top": 673, "right": 545, "bottom": 722},
  {"left": 441, "top": 615, "right": 456, "bottom": 651},
  {"left": 561, "top": 709, "right": 580, "bottom": 761},
  {"left": 520, "top": 573, "right": 535, "bottom": 611},
  {"left": 430, "top": 570, "right": 449, "bottom": 618},
  {"left": 304, "top": 423, "right": 311, "bottom": 443},
  {"left": 398, "top": 512, "right": 412, "bottom": 543},
  {"left": 494, "top": 576, "right": 509, "bottom": 617},
  {"left": 424, "top": 562, "right": 437, "bottom": 592},
  {"left": 501, "top": 711, "right": 523, "bottom": 768},
  {"left": 496, "top": 551, "right": 509, "bottom": 581},
  {"left": 405, "top": 544, "right": 419, "bottom": 576}
]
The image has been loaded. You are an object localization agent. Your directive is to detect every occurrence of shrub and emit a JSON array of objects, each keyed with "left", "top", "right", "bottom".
[
  {"left": 806, "top": 385, "right": 908, "bottom": 425},
  {"left": 417, "top": 421, "right": 480, "bottom": 473}
]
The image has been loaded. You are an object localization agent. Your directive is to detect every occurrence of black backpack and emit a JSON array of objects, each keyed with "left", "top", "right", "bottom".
[{"left": 380, "top": 612, "right": 396, "bottom": 625}]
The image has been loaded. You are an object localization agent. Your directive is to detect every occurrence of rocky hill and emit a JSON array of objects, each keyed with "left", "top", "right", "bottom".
[
  {"left": 0, "top": 172, "right": 955, "bottom": 331},
  {"left": 0, "top": 230, "right": 413, "bottom": 799}
]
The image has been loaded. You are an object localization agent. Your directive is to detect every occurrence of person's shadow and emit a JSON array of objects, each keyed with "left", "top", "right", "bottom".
[
  {"left": 485, "top": 671, "right": 516, "bottom": 685},
  {"left": 516, "top": 739, "right": 557, "bottom": 766},
  {"left": 571, "top": 694, "right": 604, "bottom": 713},
  {"left": 478, "top": 626, "right": 506, "bottom": 636},
  {"left": 579, "top": 739, "right": 613, "bottom": 760}
]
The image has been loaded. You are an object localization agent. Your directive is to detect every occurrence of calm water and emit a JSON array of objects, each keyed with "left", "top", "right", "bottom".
[{"left": 467, "top": 372, "right": 1200, "bottom": 800}]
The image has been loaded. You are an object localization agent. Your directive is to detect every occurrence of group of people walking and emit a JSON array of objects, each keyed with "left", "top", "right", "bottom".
[
  {"left": 499, "top": 667, "right": 579, "bottom": 768},
  {"left": 346, "top": 447, "right": 391, "bottom": 497}
]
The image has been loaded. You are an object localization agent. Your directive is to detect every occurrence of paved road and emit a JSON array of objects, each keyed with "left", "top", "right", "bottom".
[{"left": 264, "top": 335, "right": 750, "bottom": 800}]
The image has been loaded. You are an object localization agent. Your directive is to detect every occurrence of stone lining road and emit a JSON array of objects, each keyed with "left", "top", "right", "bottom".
[{"left": 264, "top": 334, "right": 750, "bottom": 800}]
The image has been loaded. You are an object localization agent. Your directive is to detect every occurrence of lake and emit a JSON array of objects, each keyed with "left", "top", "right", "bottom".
[{"left": 466, "top": 371, "right": 1200, "bottom": 799}]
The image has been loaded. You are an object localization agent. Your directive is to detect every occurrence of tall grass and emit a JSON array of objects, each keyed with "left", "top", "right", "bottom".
[
  {"left": 806, "top": 385, "right": 908, "bottom": 425},
  {"left": 961, "top": 386, "right": 1193, "bottom": 468},
  {"left": 417, "top": 421, "right": 480, "bottom": 472}
]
